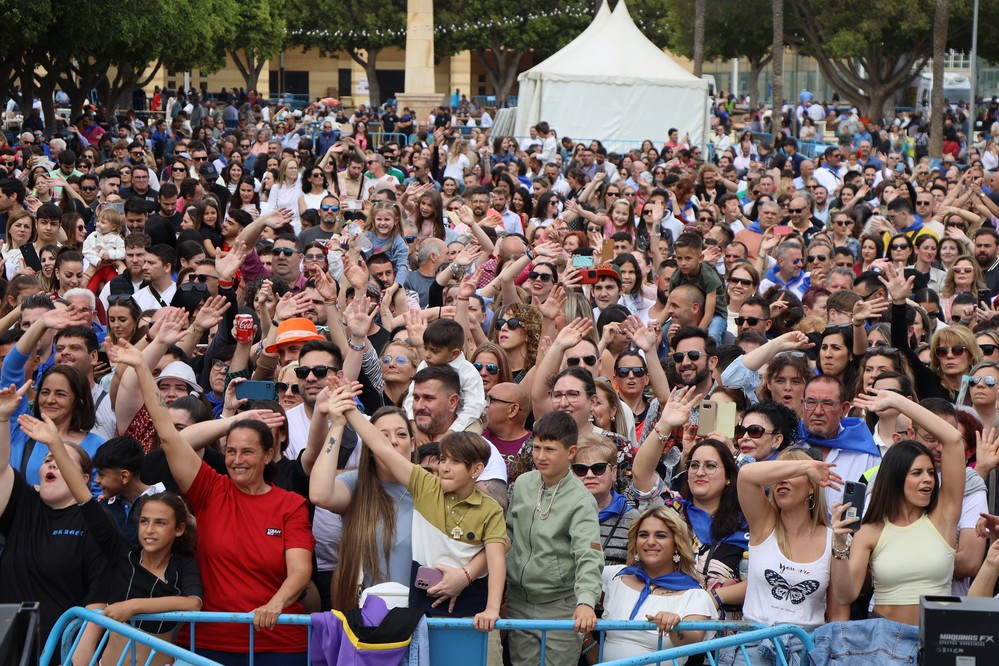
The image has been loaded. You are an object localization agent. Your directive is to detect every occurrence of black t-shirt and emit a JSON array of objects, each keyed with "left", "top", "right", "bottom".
[
  {"left": 78, "top": 499, "right": 202, "bottom": 634},
  {"left": 140, "top": 447, "right": 227, "bottom": 494},
  {"left": 381, "top": 113, "right": 399, "bottom": 134},
  {"left": 0, "top": 472, "right": 109, "bottom": 640},
  {"left": 145, "top": 215, "right": 178, "bottom": 250}
]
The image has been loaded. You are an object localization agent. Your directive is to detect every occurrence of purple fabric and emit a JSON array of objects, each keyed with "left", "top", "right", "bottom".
[{"left": 310, "top": 597, "right": 408, "bottom": 666}]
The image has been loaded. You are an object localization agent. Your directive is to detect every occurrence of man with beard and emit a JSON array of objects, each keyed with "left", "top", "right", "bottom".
[
  {"left": 797, "top": 374, "right": 880, "bottom": 509},
  {"left": 973, "top": 228, "right": 999, "bottom": 299},
  {"left": 409, "top": 366, "right": 509, "bottom": 510},
  {"left": 269, "top": 234, "right": 306, "bottom": 293}
]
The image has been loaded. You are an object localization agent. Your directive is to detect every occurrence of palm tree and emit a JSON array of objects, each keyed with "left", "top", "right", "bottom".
[
  {"left": 772, "top": 0, "right": 784, "bottom": 139},
  {"left": 694, "top": 0, "right": 705, "bottom": 78},
  {"left": 929, "top": 0, "right": 948, "bottom": 159}
]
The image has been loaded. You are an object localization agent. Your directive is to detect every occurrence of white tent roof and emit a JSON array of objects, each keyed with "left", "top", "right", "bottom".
[{"left": 514, "top": 0, "right": 709, "bottom": 148}]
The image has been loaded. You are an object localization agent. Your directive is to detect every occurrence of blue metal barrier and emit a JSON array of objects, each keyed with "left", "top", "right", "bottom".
[{"left": 43, "top": 609, "right": 815, "bottom": 666}]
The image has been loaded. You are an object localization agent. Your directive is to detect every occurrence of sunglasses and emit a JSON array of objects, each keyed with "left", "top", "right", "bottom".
[
  {"left": 274, "top": 382, "right": 301, "bottom": 395},
  {"left": 80, "top": 185, "right": 98, "bottom": 192},
  {"left": 473, "top": 362, "right": 499, "bottom": 375},
  {"left": 728, "top": 276, "right": 755, "bottom": 287},
  {"left": 788, "top": 206, "right": 807, "bottom": 213},
  {"left": 935, "top": 345, "right": 968, "bottom": 358},
  {"left": 270, "top": 247, "right": 297, "bottom": 256},
  {"left": 968, "top": 375, "right": 998, "bottom": 387},
  {"left": 193, "top": 156, "right": 208, "bottom": 162},
  {"left": 294, "top": 365, "right": 333, "bottom": 379},
  {"left": 698, "top": 216, "right": 714, "bottom": 223},
  {"left": 495, "top": 317, "right": 522, "bottom": 330},
  {"left": 865, "top": 346, "right": 899, "bottom": 356},
  {"left": 571, "top": 462, "right": 610, "bottom": 477},
  {"left": 807, "top": 254, "right": 827, "bottom": 263},
  {"left": 320, "top": 204, "right": 340, "bottom": 212},
  {"left": 980, "top": 344, "right": 998, "bottom": 355},
  {"left": 952, "top": 266, "right": 974, "bottom": 274},
  {"left": 304, "top": 252, "right": 326, "bottom": 262},
  {"left": 566, "top": 355, "right": 597, "bottom": 367},
  {"left": 528, "top": 271, "right": 554, "bottom": 282},
  {"left": 382, "top": 355, "right": 411, "bottom": 366},
  {"left": 735, "top": 424, "right": 772, "bottom": 439},
  {"left": 179, "top": 282, "right": 208, "bottom": 293},
  {"left": 187, "top": 274, "right": 213, "bottom": 283},
  {"left": 615, "top": 366, "right": 648, "bottom": 378},
  {"left": 890, "top": 244, "right": 910, "bottom": 251},
  {"left": 832, "top": 219, "right": 849, "bottom": 226},
  {"left": 107, "top": 294, "right": 135, "bottom": 304},
  {"left": 672, "top": 350, "right": 703, "bottom": 363},
  {"left": 735, "top": 316, "right": 765, "bottom": 326},
  {"left": 404, "top": 235, "right": 417, "bottom": 244}
]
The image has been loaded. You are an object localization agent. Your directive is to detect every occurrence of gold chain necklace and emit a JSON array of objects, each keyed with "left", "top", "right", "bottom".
[
  {"left": 448, "top": 496, "right": 470, "bottom": 539},
  {"left": 535, "top": 475, "right": 565, "bottom": 519}
]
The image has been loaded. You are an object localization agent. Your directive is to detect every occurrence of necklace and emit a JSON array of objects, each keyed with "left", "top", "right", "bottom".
[
  {"left": 536, "top": 475, "right": 565, "bottom": 519},
  {"left": 447, "top": 496, "right": 470, "bottom": 539}
]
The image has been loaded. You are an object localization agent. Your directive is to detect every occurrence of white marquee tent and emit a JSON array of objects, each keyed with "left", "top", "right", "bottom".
[{"left": 513, "top": 0, "right": 709, "bottom": 152}]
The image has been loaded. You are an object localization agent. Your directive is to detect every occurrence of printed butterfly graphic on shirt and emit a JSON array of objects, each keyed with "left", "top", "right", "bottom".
[{"left": 764, "top": 570, "right": 820, "bottom": 604}]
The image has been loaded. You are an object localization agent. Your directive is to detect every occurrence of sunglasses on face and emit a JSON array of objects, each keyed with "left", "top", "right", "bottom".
[
  {"left": 473, "top": 362, "right": 499, "bottom": 375},
  {"left": 935, "top": 345, "right": 967, "bottom": 358},
  {"left": 807, "top": 254, "right": 827, "bottom": 263},
  {"left": 728, "top": 276, "right": 755, "bottom": 287},
  {"left": 571, "top": 462, "right": 610, "bottom": 477},
  {"left": 320, "top": 204, "right": 340, "bottom": 212},
  {"left": 968, "top": 375, "right": 998, "bottom": 387},
  {"left": 304, "top": 252, "right": 326, "bottom": 262},
  {"left": 735, "top": 424, "right": 772, "bottom": 439},
  {"left": 496, "top": 317, "right": 522, "bottom": 330},
  {"left": 404, "top": 235, "right": 417, "bottom": 244},
  {"left": 672, "top": 350, "right": 703, "bottom": 363},
  {"left": 274, "top": 382, "right": 301, "bottom": 395},
  {"left": 187, "top": 274, "right": 213, "bottom": 283},
  {"left": 980, "top": 344, "right": 998, "bottom": 355},
  {"left": 735, "top": 316, "right": 765, "bottom": 326},
  {"left": 566, "top": 355, "right": 597, "bottom": 367},
  {"left": 382, "top": 355, "right": 411, "bottom": 366},
  {"left": 270, "top": 247, "right": 296, "bottom": 257},
  {"left": 294, "top": 365, "right": 332, "bottom": 379},
  {"left": 615, "top": 366, "right": 648, "bottom": 378},
  {"left": 953, "top": 266, "right": 974, "bottom": 274},
  {"left": 890, "top": 244, "right": 910, "bottom": 252},
  {"left": 528, "top": 271, "right": 554, "bottom": 282},
  {"left": 80, "top": 185, "right": 98, "bottom": 192},
  {"left": 865, "top": 346, "right": 899, "bottom": 356},
  {"left": 788, "top": 206, "right": 807, "bottom": 213}
]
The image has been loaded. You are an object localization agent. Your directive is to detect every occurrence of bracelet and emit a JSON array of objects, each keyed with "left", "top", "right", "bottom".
[
  {"left": 145, "top": 331, "right": 154, "bottom": 343},
  {"left": 457, "top": 297, "right": 469, "bottom": 301},
  {"left": 218, "top": 279, "right": 234, "bottom": 289},
  {"left": 272, "top": 319, "right": 280, "bottom": 327},
  {"left": 324, "top": 300, "right": 337, "bottom": 306},
  {"left": 832, "top": 540, "right": 851, "bottom": 560},
  {"left": 462, "top": 567, "right": 473, "bottom": 585},
  {"left": 347, "top": 339, "right": 365, "bottom": 352}
]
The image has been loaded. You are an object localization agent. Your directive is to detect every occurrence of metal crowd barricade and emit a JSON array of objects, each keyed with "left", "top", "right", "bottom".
[
  {"left": 368, "top": 131, "right": 410, "bottom": 149},
  {"left": 42, "top": 608, "right": 814, "bottom": 666}
]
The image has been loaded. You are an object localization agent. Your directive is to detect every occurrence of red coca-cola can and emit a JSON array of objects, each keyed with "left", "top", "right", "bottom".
[{"left": 235, "top": 314, "right": 254, "bottom": 344}]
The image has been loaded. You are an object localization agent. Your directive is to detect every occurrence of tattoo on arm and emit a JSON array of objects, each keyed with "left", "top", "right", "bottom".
[
  {"left": 325, "top": 437, "right": 336, "bottom": 454},
  {"left": 157, "top": 393, "right": 167, "bottom": 407}
]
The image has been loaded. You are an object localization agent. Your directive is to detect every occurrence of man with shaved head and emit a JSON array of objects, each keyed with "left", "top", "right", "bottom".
[{"left": 481, "top": 382, "right": 531, "bottom": 479}]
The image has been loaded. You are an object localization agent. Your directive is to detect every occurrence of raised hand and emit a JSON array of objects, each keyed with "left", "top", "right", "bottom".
[
  {"left": 768, "top": 293, "right": 790, "bottom": 318},
  {"left": 193, "top": 295, "right": 231, "bottom": 332},
  {"left": 976, "top": 428, "right": 999, "bottom": 477},
  {"left": 254, "top": 280, "right": 277, "bottom": 318},
  {"left": 803, "top": 460, "right": 844, "bottom": 490},
  {"left": 852, "top": 294, "right": 888, "bottom": 323},
  {"left": 40, "top": 304, "right": 91, "bottom": 330},
  {"left": 17, "top": 413, "right": 62, "bottom": 448},
  {"left": 404, "top": 310, "right": 428, "bottom": 346},
  {"left": 659, "top": 386, "right": 703, "bottom": 429},
  {"left": 275, "top": 291, "right": 313, "bottom": 322},
  {"left": 260, "top": 207, "right": 294, "bottom": 229},
  {"left": 344, "top": 296, "right": 376, "bottom": 339},
  {"left": 106, "top": 340, "right": 144, "bottom": 368},
  {"left": 454, "top": 244, "right": 482, "bottom": 267},
  {"left": 553, "top": 316, "right": 593, "bottom": 350},
  {"left": 759, "top": 228, "right": 781, "bottom": 254},
  {"left": 851, "top": 388, "right": 902, "bottom": 415},
  {"left": 343, "top": 255, "right": 369, "bottom": 291},
  {"left": 327, "top": 381, "right": 362, "bottom": 427},
  {"left": 877, "top": 262, "right": 915, "bottom": 304},
  {"left": 153, "top": 308, "right": 190, "bottom": 346},
  {"left": 458, "top": 269, "right": 481, "bottom": 300},
  {"left": 0, "top": 381, "right": 30, "bottom": 420},
  {"left": 536, "top": 285, "right": 566, "bottom": 321},
  {"left": 216, "top": 239, "right": 248, "bottom": 281},
  {"left": 312, "top": 267, "right": 337, "bottom": 302}
]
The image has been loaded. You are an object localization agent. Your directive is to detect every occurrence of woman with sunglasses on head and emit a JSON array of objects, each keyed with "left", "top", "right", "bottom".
[
  {"left": 964, "top": 361, "right": 999, "bottom": 431},
  {"left": 719, "top": 447, "right": 846, "bottom": 665},
  {"left": 939, "top": 256, "right": 986, "bottom": 323},
  {"left": 736, "top": 401, "right": 798, "bottom": 463},
  {"left": 854, "top": 346, "right": 913, "bottom": 403},
  {"left": 379, "top": 340, "right": 420, "bottom": 406}
]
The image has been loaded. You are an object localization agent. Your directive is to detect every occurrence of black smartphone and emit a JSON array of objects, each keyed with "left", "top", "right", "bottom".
[
  {"left": 978, "top": 289, "right": 993, "bottom": 308},
  {"left": 842, "top": 481, "right": 867, "bottom": 532},
  {"left": 20, "top": 243, "right": 43, "bottom": 272},
  {"left": 96, "top": 351, "right": 109, "bottom": 366}
]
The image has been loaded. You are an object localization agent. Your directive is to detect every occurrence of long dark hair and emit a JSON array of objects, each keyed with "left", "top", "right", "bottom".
[
  {"left": 679, "top": 439, "right": 744, "bottom": 542},
  {"left": 864, "top": 440, "right": 938, "bottom": 524},
  {"left": 138, "top": 491, "right": 198, "bottom": 558},
  {"left": 35, "top": 365, "right": 95, "bottom": 431}
]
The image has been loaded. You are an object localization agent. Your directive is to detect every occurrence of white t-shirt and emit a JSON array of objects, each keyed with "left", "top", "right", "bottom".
[{"left": 600, "top": 565, "right": 716, "bottom": 664}]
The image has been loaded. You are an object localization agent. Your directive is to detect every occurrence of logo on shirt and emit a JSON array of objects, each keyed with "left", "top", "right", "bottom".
[
  {"left": 52, "top": 529, "right": 84, "bottom": 537},
  {"left": 765, "top": 570, "right": 820, "bottom": 604},
  {"left": 265, "top": 528, "right": 282, "bottom": 537}
]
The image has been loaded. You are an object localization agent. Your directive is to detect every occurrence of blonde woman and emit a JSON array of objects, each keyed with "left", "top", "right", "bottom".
[
  {"left": 598, "top": 506, "right": 716, "bottom": 663},
  {"left": 719, "top": 448, "right": 847, "bottom": 665},
  {"left": 262, "top": 158, "right": 305, "bottom": 224},
  {"left": 938, "top": 256, "right": 986, "bottom": 324}
]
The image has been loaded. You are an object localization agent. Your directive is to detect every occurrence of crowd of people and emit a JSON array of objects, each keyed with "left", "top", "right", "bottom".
[{"left": 3, "top": 89, "right": 999, "bottom": 666}]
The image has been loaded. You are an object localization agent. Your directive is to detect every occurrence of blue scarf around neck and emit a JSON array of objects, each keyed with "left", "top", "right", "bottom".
[
  {"left": 684, "top": 500, "right": 749, "bottom": 551},
  {"left": 797, "top": 417, "right": 881, "bottom": 458},
  {"left": 598, "top": 490, "right": 630, "bottom": 523},
  {"left": 614, "top": 565, "right": 702, "bottom": 620}
]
